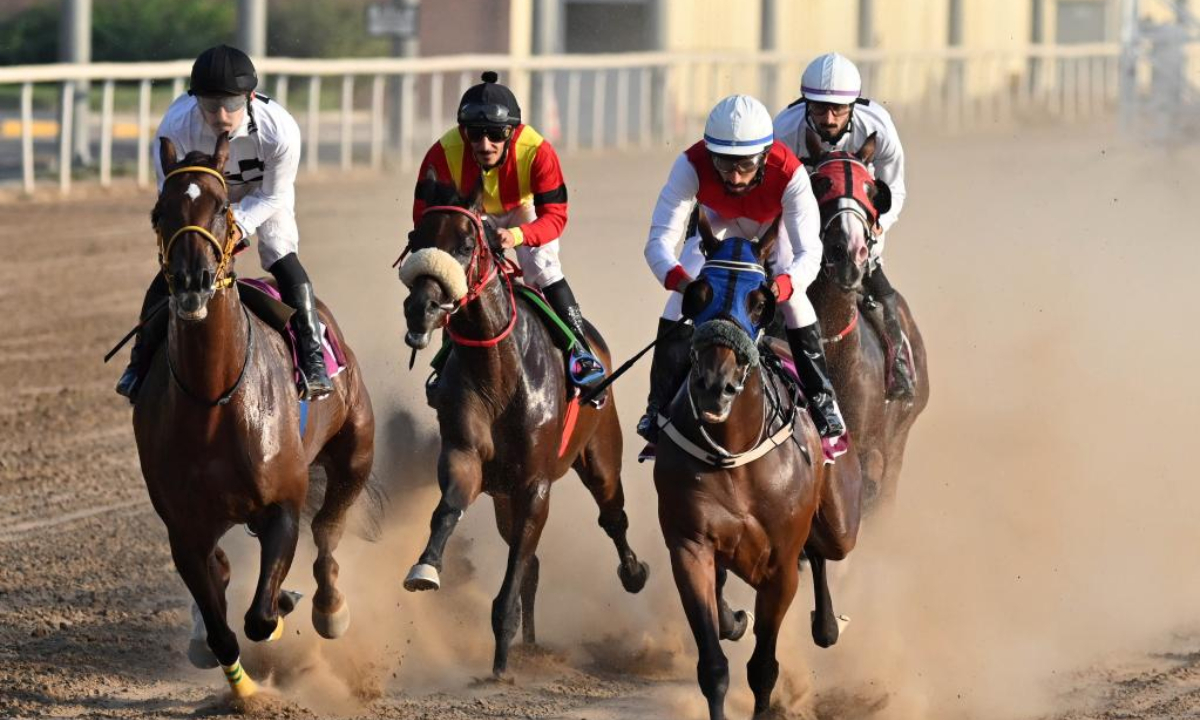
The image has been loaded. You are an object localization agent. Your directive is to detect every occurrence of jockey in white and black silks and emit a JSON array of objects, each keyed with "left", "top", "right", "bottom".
[
  {"left": 116, "top": 44, "right": 334, "bottom": 402},
  {"left": 774, "top": 52, "right": 916, "bottom": 399},
  {"left": 638, "top": 94, "right": 848, "bottom": 458}
]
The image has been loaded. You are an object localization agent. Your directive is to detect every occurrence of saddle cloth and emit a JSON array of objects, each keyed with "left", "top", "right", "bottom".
[{"left": 238, "top": 278, "right": 347, "bottom": 385}]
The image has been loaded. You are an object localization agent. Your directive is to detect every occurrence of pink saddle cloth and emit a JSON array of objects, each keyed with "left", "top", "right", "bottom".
[
  {"left": 238, "top": 278, "right": 347, "bottom": 384},
  {"left": 777, "top": 354, "right": 849, "bottom": 464}
]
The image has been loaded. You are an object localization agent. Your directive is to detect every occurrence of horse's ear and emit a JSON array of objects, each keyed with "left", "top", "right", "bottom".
[
  {"left": 212, "top": 132, "right": 230, "bottom": 171},
  {"left": 856, "top": 132, "right": 878, "bottom": 164},
  {"left": 697, "top": 207, "right": 720, "bottom": 258},
  {"left": 756, "top": 216, "right": 780, "bottom": 266},
  {"left": 872, "top": 178, "right": 892, "bottom": 216},
  {"left": 158, "top": 137, "right": 178, "bottom": 175},
  {"left": 681, "top": 280, "right": 713, "bottom": 320},
  {"left": 804, "top": 127, "right": 825, "bottom": 163}
]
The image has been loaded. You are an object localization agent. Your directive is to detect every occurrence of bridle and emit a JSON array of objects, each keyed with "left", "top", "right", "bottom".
[
  {"left": 416, "top": 204, "right": 517, "bottom": 348},
  {"left": 812, "top": 155, "right": 877, "bottom": 346},
  {"left": 156, "top": 165, "right": 240, "bottom": 294}
]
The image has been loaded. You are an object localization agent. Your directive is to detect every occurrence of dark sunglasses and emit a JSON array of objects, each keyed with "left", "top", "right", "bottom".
[
  {"left": 465, "top": 125, "right": 513, "bottom": 143},
  {"left": 196, "top": 94, "right": 248, "bottom": 113},
  {"left": 711, "top": 153, "right": 764, "bottom": 175}
]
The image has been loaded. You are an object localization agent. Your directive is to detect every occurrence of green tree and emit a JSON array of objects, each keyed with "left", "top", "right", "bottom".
[
  {"left": 93, "top": 0, "right": 234, "bottom": 61},
  {"left": 268, "top": 0, "right": 389, "bottom": 58}
]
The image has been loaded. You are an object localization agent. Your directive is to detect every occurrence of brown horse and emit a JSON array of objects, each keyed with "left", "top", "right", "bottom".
[
  {"left": 397, "top": 180, "right": 649, "bottom": 679},
  {"left": 656, "top": 225, "right": 861, "bottom": 720},
  {"left": 132, "top": 135, "right": 375, "bottom": 697},
  {"left": 803, "top": 130, "right": 930, "bottom": 509}
]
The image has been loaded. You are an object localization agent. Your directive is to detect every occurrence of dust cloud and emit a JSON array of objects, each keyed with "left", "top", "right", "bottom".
[{"left": 215, "top": 123, "right": 1200, "bottom": 719}]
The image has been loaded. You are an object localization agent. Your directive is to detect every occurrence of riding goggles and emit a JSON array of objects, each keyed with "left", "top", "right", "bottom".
[
  {"left": 464, "top": 125, "right": 513, "bottom": 143},
  {"left": 458, "top": 103, "right": 515, "bottom": 127},
  {"left": 196, "top": 94, "right": 248, "bottom": 113},
  {"left": 807, "top": 100, "right": 852, "bottom": 118},
  {"left": 711, "top": 152, "right": 765, "bottom": 175}
]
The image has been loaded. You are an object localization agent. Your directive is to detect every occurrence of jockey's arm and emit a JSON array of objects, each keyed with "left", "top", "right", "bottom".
[
  {"left": 773, "top": 167, "right": 822, "bottom": 302},
  {"left": 232, "top": 115, "right": 301, "bottom": 239},
  {"left": 645, "top": 153, "right": 700, "bottom": 292},
  {"left": 874, "top": 118, "right": 907, "bottom": 234},
  {"left": 511, "top": 140, "right": 568, "bottom": 248}
]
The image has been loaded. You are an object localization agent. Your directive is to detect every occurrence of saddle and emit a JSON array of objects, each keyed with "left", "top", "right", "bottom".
[{"left": 237, "top": 279, "right": 347, "bottom": 387}]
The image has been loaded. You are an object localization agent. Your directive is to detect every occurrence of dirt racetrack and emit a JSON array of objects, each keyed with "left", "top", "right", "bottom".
[{"left": 3, "top": 124, "right": 1200, "bottom": 720}]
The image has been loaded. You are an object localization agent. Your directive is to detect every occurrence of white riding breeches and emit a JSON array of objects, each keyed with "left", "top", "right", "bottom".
[
  {"left": 515, "top": 240, "right": 565, "bottom": 289},
  {"left": 253, "top": 208, "right": 300, "bottom": 270},
  {"left": 659, "top": 235, "right": 819, "bottom": 329}
]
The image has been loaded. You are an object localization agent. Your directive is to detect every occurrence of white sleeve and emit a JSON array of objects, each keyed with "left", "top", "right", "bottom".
[
  {"left": 778, "top": 167, "right": 823, "bottom": 289},
  {"left": 644, "top": 153, "right": 700, "bottom": 286},
  {"left": 874, "top": 116, "right": 907, "bottom": 233},
  {"left": 232, "top": 113, "right": 301, "bottom": 237}
]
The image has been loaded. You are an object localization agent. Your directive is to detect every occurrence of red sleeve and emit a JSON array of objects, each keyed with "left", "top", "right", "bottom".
[
  {"left": 665, "top": 265, "right": 691, "bottom": 292},
  {"left": 518, "top": 139, "right": 568, "bottom": 248},
  {"left": 413, "top": 143, "right": 453, "bottom": 226}
]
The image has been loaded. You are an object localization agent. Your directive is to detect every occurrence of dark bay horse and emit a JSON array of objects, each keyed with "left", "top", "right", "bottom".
[
  {"left": 803, "top": 130, "right": 930, "bottom": 509},
  {"left": 656, "top": 228, "right": 861, "bottom": 720},
  {"left": 398, "top": 180, "right": 649, "bottom": 679},
  {"left": 133, "top": 135, "right": 375, "bottom": 697}
]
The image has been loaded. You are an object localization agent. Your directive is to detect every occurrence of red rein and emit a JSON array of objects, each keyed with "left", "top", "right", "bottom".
[{"left": 414, "top": 205, "right": 517, "bottom": 349}]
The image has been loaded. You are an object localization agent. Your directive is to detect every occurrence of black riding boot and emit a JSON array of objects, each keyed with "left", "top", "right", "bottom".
[
  {"left": 115, "top": 273, "right": 170, "bottom": 403},
  {"left": 270, "top": 254, "right": 333, "bottom": 400},
  {"left": 863, "top": 267, "right": 916, "bottom": 400},
  {"left": 786, "top": 324, "right": 847, "bottom": 438},
  {"left": 636, "top": 318, "right": 694, "bottom": 445},
  {"left": 541, "top": 279, "right": 606, "bottom": 396}
]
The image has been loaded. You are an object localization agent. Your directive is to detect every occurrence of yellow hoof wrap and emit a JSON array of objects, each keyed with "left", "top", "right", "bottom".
[
  {"left": 267, "top": 616, "right": 284, "bottom": 642},
  {"left": 222, "top": 658, "right": 258, "bottom": 698}
]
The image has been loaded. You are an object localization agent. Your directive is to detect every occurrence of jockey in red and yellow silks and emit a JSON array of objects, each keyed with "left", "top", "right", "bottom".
[{"left": 411, "top": 71, "right": 604, "bottom": 393}]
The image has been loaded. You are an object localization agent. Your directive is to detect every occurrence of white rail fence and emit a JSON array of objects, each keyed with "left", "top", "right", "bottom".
[{"left": 0, "top": 45, "right": 1138, "bottom": 196}]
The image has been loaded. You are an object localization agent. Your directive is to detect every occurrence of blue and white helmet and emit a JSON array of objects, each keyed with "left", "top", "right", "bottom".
[{"left": 703, "top": 95, "right": 774, "bottom": 157}]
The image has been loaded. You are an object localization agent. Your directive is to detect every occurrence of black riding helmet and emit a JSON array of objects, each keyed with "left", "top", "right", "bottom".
[
  {"left": 190, "top": 45, "right": 258, "bottom": 96},
  {"left": 457, "top": 71, "right": 521, "bottom": 127}
]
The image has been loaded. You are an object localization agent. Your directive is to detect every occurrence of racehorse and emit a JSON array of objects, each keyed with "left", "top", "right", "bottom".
[
  {"left": 655, "top": 220, "right": 861, "bottom": 720},
  {"left": 397, "top": 179, "right": 649, "bottom": 679},
  {"left": 133, "top": 135, "right": 375, "bottom": 697},
  {"left": 803, "top": 129, "right": 930, "bottom": 509}
]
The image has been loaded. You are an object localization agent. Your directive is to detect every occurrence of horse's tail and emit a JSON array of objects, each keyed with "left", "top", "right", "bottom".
[{"left": 304, "top": 467, "right": 390, "bottom": 542}]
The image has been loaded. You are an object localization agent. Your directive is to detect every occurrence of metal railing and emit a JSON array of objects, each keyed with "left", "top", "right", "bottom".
[{"left": 0, "top": 45, "right": 1139, "bottom": 196}]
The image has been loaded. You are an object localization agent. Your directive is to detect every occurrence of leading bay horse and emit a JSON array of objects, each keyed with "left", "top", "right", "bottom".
[
  {"left": 804, "top": 130, "right": 930, "bottom": 510},
  {"left": 656, "top": 225, "right": 862, "bottom": 720},
  {"left": 133, "top": 134, "right": 375, "bottom": 697},
  {"left": 398, "top": 180, "right": 649, "bottom": 679}
]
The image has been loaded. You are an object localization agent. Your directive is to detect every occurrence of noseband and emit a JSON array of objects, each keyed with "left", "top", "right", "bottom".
[{"left": 156, "top": 165, "right": 240, "bottom": 294}]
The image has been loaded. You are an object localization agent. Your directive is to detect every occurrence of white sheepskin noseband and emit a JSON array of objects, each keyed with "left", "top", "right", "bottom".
[{"left": 399, "top": 248, "right": 468, "bottom": 301}]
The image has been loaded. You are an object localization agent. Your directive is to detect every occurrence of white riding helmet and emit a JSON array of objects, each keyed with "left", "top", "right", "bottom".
[
  {"left": 703, "top": 95, "right": 774, "bottom": 157},
  {"left": 801, "top": 53, "right": 862, "bottom": 104}
]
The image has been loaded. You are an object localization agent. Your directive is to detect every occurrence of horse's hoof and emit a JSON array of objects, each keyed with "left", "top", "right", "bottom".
[
  {"left": 187, "top": 638, "right": 218, "bottom": 669},
  {"left": 810, "top": 611, "right": 849, "bottom": 648},
  {"left": 618, "top": 560, "right": 649, "bottom": 594},
  {"left": 313, "top": 600, "right": 351, "bottom": 639},
  {"left": 724, "top": 610, "right": 754, "bottom": 642},
  {"left": 266, "top": 616, "right": 284, "bottom": 642},
  {"left": 404, "top": 563, "right": 441, "bottom": 592},
  {"left": 279, "top": 589, "right": 304, "bottom": 616}
]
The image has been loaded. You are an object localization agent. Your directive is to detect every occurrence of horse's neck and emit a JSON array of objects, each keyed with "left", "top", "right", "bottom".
[
  {"left": 691, "top": 370, "right": 767, "bottom": 456},
  {"left": 168, "top": 288, "right": 249, "bottom": 399},
  {"left": 449, "top": 275, "right": 520, "bottom": 385},
  {"left": 810, "top": 275, "right": 860, "bottom": 355}
]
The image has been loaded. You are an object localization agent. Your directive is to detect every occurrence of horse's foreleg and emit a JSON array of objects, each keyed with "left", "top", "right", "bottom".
[
  {"left": 747, "top": 568, "right": 798, "bottom": 718},
  {"left": 171, "top": 533, "right": 257, "bottom": 698},
  {"left": 670, "top": 542, "right": 728, "bottom": 720},
  {"left": 244, "top": 501, "right": 301, "bottom": 643},
  {"left": 806, "top": 551, "right": 847, "bottom": 648},
  {"left": 404, "top": 449, "right": 482, "bottom": 592},
  {"left": 188, "top": 546, "right": 232, "bottom": 669},
  {"left": 492, "top": 496, "right": 540, "bottom": 645},
  {"left": 574, "top": 418, "right": 649, "bottom": 594},
  {"left": 491, "top": 480, "right": 550, "bottom": 679},
  {"left": 311, "top": 420, "right": 374, "bottom": 639},
  {"left": 716, "top": 566, "right": 750, "bottom": 642}
]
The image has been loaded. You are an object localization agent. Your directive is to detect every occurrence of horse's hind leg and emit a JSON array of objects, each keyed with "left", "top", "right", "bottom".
[
  {"left": 405, "top": 449, "right": 483, "bottom": 592},
  {"left": 716, "top": 567, "right": 750, "bottom": 642},
  {"left": 806, "top": 462, "right": 860, "bottom": 648},
  {"left": 669, "top": 542, "right": 729, "bottom": 720},
  {"left": 492, "top": 496, "right": 540, "bottom": 645},
  {"left": 747, "top": 568, "right": 799, "bottom": 718},
  {"left": 311, "top": 415, "right": 374, "bottom": 639},
  {"left": 244, "top": 500, "right": 302, "bottom": 643},
  {"left": 170, "top": 531, "right": 257, "bottom": 697},
  {"left": 574, "top": 411, "right": 649, "bottom": 593},
  {"left": 492, "top": 481, "right": 550, "bottom": 679}
]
